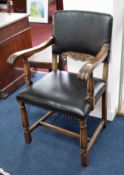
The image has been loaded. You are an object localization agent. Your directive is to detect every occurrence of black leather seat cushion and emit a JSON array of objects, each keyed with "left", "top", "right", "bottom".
[{"left": 16, "top": 71, "right": 106, "bottom": 119}]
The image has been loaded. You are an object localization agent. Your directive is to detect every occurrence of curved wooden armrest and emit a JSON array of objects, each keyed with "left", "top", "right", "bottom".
[
  {"left": 7, "top": 36, "right": 55, "bottom": 65},
  {"left": 77, "top": 43, "right": 110, "bottom": 80}
]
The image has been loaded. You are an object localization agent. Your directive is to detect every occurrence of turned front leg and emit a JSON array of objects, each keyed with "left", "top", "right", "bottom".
[
  {"left": 19, "top": 101, "right": 32, "bottom": 143},
  {"left": 80, "top": 119, "right": 88, "bottom": 166}
]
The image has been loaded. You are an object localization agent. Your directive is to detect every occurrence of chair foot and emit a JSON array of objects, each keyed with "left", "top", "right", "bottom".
[
  {"left": 81, "top": 151, "right": 88, "bottom": 167},
  {"left": 103, "top": 120, "right": 107, "bottom": 128},
  {"left": 24, "top": 130, "right": 32, "bottom": 143},
  {"left": 103, "top": 122, "right": 107, "bottom": 128},
  {"left": 24, "top": 128, "right": 32, "bottom": 143}
]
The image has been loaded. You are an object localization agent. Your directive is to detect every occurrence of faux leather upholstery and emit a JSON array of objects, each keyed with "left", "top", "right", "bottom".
[
  {"left": 53, "top": 11, "right": 113, "bottom": 61},
  {"left": 17, "top": 71, "right": 106, "bottom": 119}
]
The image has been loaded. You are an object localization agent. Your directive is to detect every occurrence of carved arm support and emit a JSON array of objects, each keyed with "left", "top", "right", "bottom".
[
  {"left": 7, "top": 36, "right": 55, "bottom": 86},
  {"left": 61, "top": 43, "right": 110, "bottom": 109},
  {"left": 7, "top": 36, "right": 55, "bottom": 65},
  {"left": 78, "top": 43, "right": 110, "bottom": 109},
  {"left": 77, "top": 43, "right": 110, "bottom": 81}
]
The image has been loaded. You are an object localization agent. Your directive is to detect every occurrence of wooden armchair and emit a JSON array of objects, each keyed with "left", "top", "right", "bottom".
[{"left": 7, "top": 10, "right": 113, "bottom": 166}]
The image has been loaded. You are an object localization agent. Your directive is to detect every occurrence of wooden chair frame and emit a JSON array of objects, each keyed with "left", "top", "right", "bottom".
[{"left": 7, "top": 35, "right": 110, "bottom": 166}]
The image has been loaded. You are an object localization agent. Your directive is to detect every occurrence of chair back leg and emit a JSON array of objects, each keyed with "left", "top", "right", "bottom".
[{"left": 102, "top": 91, "right": 107, "bottom": 128}]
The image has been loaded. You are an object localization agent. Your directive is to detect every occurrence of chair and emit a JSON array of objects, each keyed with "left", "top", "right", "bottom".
[
  {"left": 7, "top": 10, "right": 113, "bottom": 166},
  {"left": 0, "top": 0, "right": 11, "bottom": 12}
]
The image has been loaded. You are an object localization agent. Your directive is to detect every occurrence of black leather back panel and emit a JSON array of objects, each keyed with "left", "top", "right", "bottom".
[{"left": 52, "top": 10, "right": 113, "bottom": 57}]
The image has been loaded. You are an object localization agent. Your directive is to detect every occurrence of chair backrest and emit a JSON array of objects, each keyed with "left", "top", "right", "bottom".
[{"left": 52, "top": 10, "right": 113, "bottom": 59}]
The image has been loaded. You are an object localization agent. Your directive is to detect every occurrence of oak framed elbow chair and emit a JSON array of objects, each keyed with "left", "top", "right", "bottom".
[{"left": 7, "top": 10, "right": 113, "bottom": 166}]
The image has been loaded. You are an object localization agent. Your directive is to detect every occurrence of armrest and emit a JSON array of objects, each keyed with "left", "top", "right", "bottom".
[
  {"left": 77, "top": 43, "right": 110, "bottom": 80},
  {"left": 7, "top": 36, "right": 55, "bottom": 65}
]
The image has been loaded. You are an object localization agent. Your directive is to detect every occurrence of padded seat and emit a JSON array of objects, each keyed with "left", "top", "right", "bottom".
[{"left": 17, "top": 71, "right": 105, "bottom": 118}]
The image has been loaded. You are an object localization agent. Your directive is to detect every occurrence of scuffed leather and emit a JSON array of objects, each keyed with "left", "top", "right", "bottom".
[{"left": 17, "top": 71, "right": 106, "bottom": 119}]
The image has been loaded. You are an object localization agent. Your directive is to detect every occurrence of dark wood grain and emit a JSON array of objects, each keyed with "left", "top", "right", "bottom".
[
  {"left": 0, "top": 14, "right": 32, "bottom": 98},
  {"left": 56, "top": 0, "right": 63, "bottom": 10}
]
